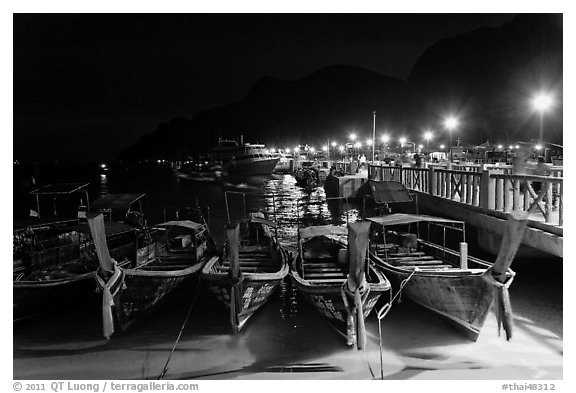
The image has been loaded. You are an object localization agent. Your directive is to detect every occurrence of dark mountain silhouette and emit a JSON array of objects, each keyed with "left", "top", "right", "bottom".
[{"left": 120, "top": 14, "right": 562, "bottom": 162}]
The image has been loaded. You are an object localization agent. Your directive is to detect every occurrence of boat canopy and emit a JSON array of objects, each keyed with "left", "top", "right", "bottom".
[
  {"left": 244, "top": 216, "right": 277, "bottom": 228},
  {"left": 367, "top": 214, "right": 464, "bottom": 227},
  {"left": 299, "top": 225, "right": 347, "bottom": 241},
  {"left": 369, "top": 181, "right": 413, "bottom": 204},
  {"left": 156, "top": 220, "right": 205, "bottom": 231},
  {"left": 91, "top": 193, "right": 146, "bottom": 210},
  {"left": 30, "top": 183, "right": 90, "bottom": 195}
]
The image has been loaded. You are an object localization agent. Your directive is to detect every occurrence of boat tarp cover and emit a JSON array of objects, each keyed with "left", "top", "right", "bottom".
[
  {"left": 73, "top": 221, "right": 136, "bottom": 237},
  {"left": 367, "top": 213, "right": 463, "bottom": 227},
  {"left": 248, "top": 216, "right": 277, "bottom": 228},
  {"left": 30, "top": 183, "right": 90, "bottom": 195},
  {"left": 366, "top": 181, "right": 413, "bottom": 204},
  {"left": 299, "top": 225, "right": 348, "bottom": 241},
  {"left": 156, "top": 220, "right": 205, "bottom": 231},
  {"left": 91, "top": 194, "right": 146, "bottom": 210}
]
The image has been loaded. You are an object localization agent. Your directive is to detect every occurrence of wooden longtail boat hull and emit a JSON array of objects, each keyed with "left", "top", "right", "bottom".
[
  {"left": 371, "top": 259, "right": 494, "bottom": 341},
  {"left": 202, "top": 273, "right": 286, "bottom": 331},
  {"left": 13, "top": 272, "right": 95, "bottom": 321},
  {"left": 290, "top": 273, "right": 388, "bottom": 338},
  {"left": 202, "top": 213, "right": 290, "bottom": 332},
  {"left": 103, "top": 266, "right": 200, "bottom": 332}
]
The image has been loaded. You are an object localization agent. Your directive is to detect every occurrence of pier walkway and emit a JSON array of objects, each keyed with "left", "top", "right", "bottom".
[{"left": 331, "top": 161, "right": 563, "bottom": 257}]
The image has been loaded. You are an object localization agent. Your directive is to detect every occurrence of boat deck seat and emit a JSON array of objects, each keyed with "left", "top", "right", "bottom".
[
  {"left": 216, "top": 265, "right": 278, "bottom": 273},
  {"left": 304, "top": 272, "right": 346, "bottom": 279},
  {"left": 138, "top": 264, "right": 192, "bottom": 271},
  {"left": 303, "top": 250, "right": 333, "bottom": 259}
]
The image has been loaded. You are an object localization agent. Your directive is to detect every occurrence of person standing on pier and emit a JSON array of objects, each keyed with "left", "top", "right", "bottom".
[{"left": 413, "top": 153, "right": 422, "bottom": 168}]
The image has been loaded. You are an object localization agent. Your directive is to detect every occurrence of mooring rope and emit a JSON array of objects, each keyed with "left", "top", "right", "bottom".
[
  {"left": 375, "top": 268, "right": 418, "bottom": 379},
  {"left": 482, "top": 267, "right": 516, "bottom": 340},
  {"left": 158, "top": 279, "right": 200, "bottom": 380},
  {"left": 341, "top": 280, "right": 370, "bottom": 350}
]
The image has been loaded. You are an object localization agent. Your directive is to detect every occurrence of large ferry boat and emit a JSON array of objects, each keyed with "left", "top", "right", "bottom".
[{"left": 214, "top": 138, "right": 280, "bottom": 175}]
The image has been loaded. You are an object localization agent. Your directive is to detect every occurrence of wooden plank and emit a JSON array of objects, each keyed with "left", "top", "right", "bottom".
[
  {"left": 402, "top": 264, "right": 454, "bottom": 270},
  {"left": 396, "top": 259, "right": 445, "bottom": 266},
  {"left": 302, "top": 262, "right": 341, "bottom": 268},
  {"left": 387, "top": 256, "right": 434, "bottom": 261},
  {"left": 388, "top": 251, "right": 425, "bottom": 257},
  {"left": 305, "top": 273, "right": 347, "bottom": 278},
  {"left": 304, "top": 268, "right": 345, "bottom": 273}
]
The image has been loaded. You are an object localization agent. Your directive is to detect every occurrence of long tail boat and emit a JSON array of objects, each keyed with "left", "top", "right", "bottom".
[
  {"left": 289, "top": 222, "right": 391, "bottom": 349},
  {"left": 201, "top": 213, "right": 290, "bottom": 333},
  {"left": 88, "top": 214, "right": 214, "bottom": 339},
  {"left": 367, "top": 211, "right": 528, "bottom": 341},
  {"left": 13, "top": 190, "right": 147, "bottom": 322}
]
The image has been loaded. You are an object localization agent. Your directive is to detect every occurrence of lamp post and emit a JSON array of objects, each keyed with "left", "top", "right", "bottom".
[
  {"left": 532, "top": 93, "right": 553, "bottom": 145},
  {"left": 372, "top": 110, "right": 376, "bottom": 163},
  {"left": 444, "top": 116, "right": 458, "bottom": 163},
  {"left": 381, "top": 134, "right": 389, "bottom": 161},
  {"left": 331, "top": 141, "right": 337, "bottom": 161},
  {"left": 424, "top": 130, "right": 433, "bottom": 154}
]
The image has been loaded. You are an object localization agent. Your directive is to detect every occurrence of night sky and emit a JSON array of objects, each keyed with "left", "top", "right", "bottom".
[{"left": 13, "top": 14, "right": 516, "bottom": 162}]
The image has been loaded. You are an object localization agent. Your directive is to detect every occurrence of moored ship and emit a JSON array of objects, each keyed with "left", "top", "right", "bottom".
[{"left": 214, "top": 138, "right": 279, "bottom": 175}]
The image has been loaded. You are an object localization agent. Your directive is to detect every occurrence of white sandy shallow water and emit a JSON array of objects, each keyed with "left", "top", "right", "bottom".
[{"left": 13, "top": 256, "right": 562, "bottom": 381}]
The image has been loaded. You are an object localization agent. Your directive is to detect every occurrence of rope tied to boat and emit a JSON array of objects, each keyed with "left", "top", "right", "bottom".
[
  {"left": 94, "top": 260, "right": 124, "bottom": 340},
  {"left": 482, "top": 267, "right": 516, "bottom": 341},
  {"left": 395, "top": 268, "right": 418, "bottom": 305},
  {"left": 341, "top": 278, "right": 370, "bottom": 350},
  {"left": 374, "top": 267, "right": 417, "bottom": 379},
  {"left": 228, "top": 272, "right": 245, "bottom": 333}
]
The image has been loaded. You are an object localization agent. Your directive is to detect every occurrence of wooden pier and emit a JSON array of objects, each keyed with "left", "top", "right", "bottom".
[{"left": 325, "top": 161, "right": 563, "bottom": 258}]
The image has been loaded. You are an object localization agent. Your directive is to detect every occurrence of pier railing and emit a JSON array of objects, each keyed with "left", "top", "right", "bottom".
[{"left": 368, "top": 164, "right": 563, "bottom": 227}]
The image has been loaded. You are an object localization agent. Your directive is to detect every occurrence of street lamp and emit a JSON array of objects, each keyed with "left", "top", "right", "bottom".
[
  {"left": 532, "top": 93, "right": 554, "bottom": 144},
  {"left": 444, "top": 116, "right": 459, "bottom": 163},
  {"left": 372, "top": 110, "right": 377, "bottom": 163},
  {"left": 399, "top": 137, "right": 406, "bottom": 155},
  {"left": 424, "top": 130, "right": 433, "bottom": 153}
]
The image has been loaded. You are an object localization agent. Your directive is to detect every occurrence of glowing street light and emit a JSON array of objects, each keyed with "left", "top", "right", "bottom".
[
  {"left": 322, "top": 145, "right": 328, "bottom": 152},
  {"left": 440, "top": 144, "right": 445, "bottom": 150},
  {"left": 380, "top": 134, "right": 390, "bottom": 143},
  {"left": 423, "top": 130, "right": 433, "bottom": 153},
  {"left": 285, "top": 148, "right": 291, "bottom": 154},
  {"left": 535, "top": 144, "right": 543, "bottom": 151},
  {"left": 498, "top": 145, "right": 503, "bottom": 150},
  {"left": 532, "top": 92, "right": 554, "bottom": 144},
  {"left": 444, "top": 116, "right": 459, "bottom": 163},
  {"left": 372, "top": 110, "right": 377, "bottom": 163},
  {"left": 350, "top": 133, "right": 357, "bottom": 141},
  {"left": 310, "top": 147, "right": 316, "bottom": 153}
]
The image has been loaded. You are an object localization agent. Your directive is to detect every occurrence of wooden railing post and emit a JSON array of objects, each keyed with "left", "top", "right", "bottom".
[
  {"left": 480, "top": 170, "right": 495, "bottom": 209},
  {"left": 429, "top": 167, "right": 436, "bottom": 195},
  {"left": 559, "top": 183, "right": 563, "bottom": 227},
  {"left": 545, "top": 182, "right": 553, "bottom": 223},
  {"left": 513, "top": 179, "right": 520, "bottom": 210},
  {"left": 495, "top": 176, "right": 503, "bottom": 211}
]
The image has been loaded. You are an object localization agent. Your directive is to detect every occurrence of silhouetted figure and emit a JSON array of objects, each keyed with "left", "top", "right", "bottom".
[{"left": 414, "top": 153, "right": 422, "bottom": 168}]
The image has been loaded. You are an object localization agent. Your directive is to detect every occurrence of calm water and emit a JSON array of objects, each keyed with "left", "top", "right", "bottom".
[{"left": 13, "top": 163, "right": 563, "bottom": 380}]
